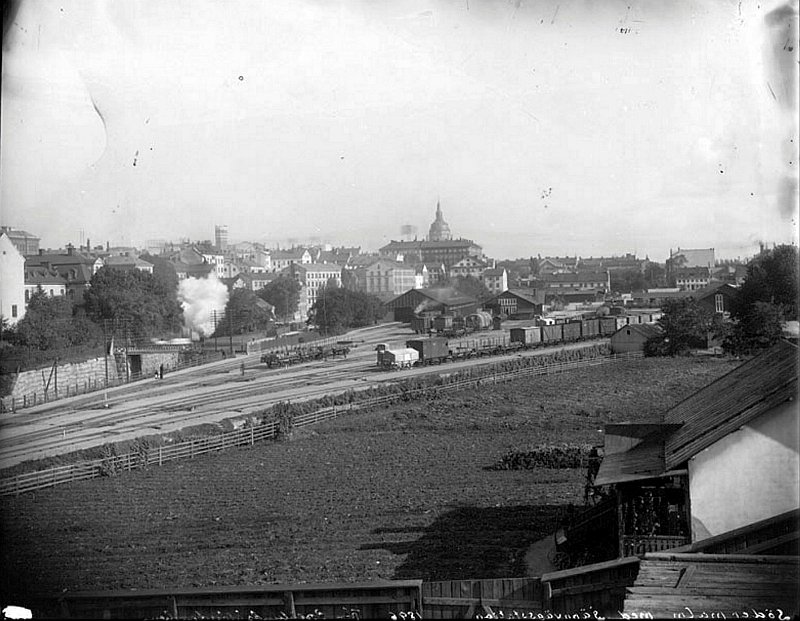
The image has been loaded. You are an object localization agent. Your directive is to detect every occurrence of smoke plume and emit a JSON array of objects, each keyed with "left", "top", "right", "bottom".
[{"left": 178, "top": 274, "right": 229, "bottom": 337}]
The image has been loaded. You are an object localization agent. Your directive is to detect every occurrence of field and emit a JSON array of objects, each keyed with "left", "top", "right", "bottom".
[{"left": 0, "top": 356, "right": 739, "bottom": 601}]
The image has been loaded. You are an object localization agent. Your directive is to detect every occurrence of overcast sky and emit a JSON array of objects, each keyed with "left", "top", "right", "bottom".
[{"left": 1, "top": 0, "right": 798, "bottom": 260}]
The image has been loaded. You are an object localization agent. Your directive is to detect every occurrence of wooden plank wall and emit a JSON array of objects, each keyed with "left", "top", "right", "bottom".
[
  {"left": 35, "top": 581, "right": 423, "bottom": 620},
  {"left": 422, "top": 577, "right": 543, "bottom": 619},
  {"left": 541, "top": 556, "right": 641, "bottom": 618}
]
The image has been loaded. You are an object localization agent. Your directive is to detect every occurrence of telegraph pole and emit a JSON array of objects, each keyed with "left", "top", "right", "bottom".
[
  {"left": 213, "top": 310, "right": 218, "bottom": 352},
  {"left": 228, "top": 310, "right": 234, "bottom": 356}
]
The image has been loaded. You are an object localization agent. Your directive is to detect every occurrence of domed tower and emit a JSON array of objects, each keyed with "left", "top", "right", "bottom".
[{"left": 428, "top": 201, "right": 452, "bottom": 242}]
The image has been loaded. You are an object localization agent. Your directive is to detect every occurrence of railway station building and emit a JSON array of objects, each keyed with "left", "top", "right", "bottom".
[
  {"left": 383, "top": 287, "right": 480, "bottom": 323},
  {"left": 483, "top": 288, "right": 544, "bottom": 318}
]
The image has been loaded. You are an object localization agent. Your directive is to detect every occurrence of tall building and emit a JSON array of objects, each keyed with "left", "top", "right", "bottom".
[
  {"left": 215, "top": 225, "right": 229, "bottom": 252},
  {"left": 380, "top": 201, "right": 482, "bottom": 269},
  {"left": 0, "top": 226, "right": 40, "bottom": 256},
  {"left": 428, "top": 201, "right": 452, "bottom": 242},
  {"left": 0, "top": 232, "right": 26, "bottom": 324}
]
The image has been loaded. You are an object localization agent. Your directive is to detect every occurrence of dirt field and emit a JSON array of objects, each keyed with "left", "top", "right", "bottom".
[{"left": 0, "top": 356, "right": 739, "bottom": 601}]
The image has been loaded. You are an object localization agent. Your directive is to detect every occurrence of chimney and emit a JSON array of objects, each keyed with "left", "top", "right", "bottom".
[
  {"left": 106, "top": 241, "right": 110, "bottom": 251},
  {"left": 86, "top": 238, "right": 90, "bottom": 252},
  {"left": 67, "top": 244, "right": 74, "bottom": 256}
]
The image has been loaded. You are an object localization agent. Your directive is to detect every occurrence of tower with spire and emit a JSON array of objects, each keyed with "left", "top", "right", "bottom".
[{"left": 428, "top": 200, "right": 453, "bottom": 242}]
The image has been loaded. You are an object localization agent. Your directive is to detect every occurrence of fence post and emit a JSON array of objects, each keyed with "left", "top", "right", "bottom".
[
  {"left": 158, "top": 446, "right": 162, "bottom": 466},
  {"left": 250, "top": 426, "right": 254, "bottom": 445}
]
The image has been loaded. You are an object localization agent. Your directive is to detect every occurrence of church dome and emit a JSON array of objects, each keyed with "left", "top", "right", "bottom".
[{"left": 428, "top": 201, "right": 452, "bottom": 241}]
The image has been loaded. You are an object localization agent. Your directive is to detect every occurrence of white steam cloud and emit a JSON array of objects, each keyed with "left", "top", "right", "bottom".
[{"left": 178, "top": 275, "right": 229, "bottom": 337}]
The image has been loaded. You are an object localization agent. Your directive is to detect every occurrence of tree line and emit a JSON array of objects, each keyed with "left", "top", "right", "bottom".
[{"left": 646, "top": 244, "right": 797, "bottom": 356}]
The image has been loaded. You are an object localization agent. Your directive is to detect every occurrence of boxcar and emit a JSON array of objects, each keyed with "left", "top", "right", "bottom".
[
  {"left": 562, "top": 321, "right": 582, "bottom": 343},
  {"left": 410, "top": 316, "right": 432, "bottom": 334},
  {"left": 599, "top": 317, "right": 617, "bottom": 336},
  {"left": 432, "top": 315, "right": 453, "bottom": 332},
  {"left": 510, "top": 326, "right": 542, "bottom": 346},
  {"left": 541, "top": 324, "right": 563, "bottom": 344},
  {"left": 379, "top": 348, "right": 419, "bottom": 369},
  {"left": 406, "top": 338, "right": 450, "bottom": 365},
  {"left": 582, "top": 318, "right": 600, "bottom": 340}
]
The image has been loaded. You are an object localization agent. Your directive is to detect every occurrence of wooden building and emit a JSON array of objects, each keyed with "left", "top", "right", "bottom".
[
  {"left": 484, "top": 288, "right": 545, "bottom": 318},
  {"left": 383, "top": 288, "right": 479, "bottom": 323},
  {"left": 609, "top": 323, "right": 661, "bottom": 354},
  {"left": 560, "top": 340, "right": 798, "bottom": 565}
]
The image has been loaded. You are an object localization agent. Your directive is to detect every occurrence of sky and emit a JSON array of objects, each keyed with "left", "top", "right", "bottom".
[{"left": 1, "top": 0, "right": 798, "bottom": 261}]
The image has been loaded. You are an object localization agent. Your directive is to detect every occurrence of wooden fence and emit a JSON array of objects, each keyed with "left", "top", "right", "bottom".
[
  {"left": 29, "top": 579, "right": 423, "bottom": 619},
  {"left": 422, "top": 577, "right": 543, "bottom": 619},
  {"left": 541, "top": 556, "right": 642, "bottom": 617},
  {"left": 0, "top": 351, "right": 642, "bottom": 497}
]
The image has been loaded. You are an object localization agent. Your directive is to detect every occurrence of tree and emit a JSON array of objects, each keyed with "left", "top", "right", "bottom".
[
  {"left": 83, "top": 267, "right": 183, "bottom": 340},
  {"left": 732, "top": 244, "right": 798, "bottom": 321},
  {"left": 213, "top": 289, "right": 275, "bottom": 336},
  {"left": 645, "top": 298, "right": 717, "bottom": 356},
  {"left": 610, "top": 269, "right": 646, "bottom": 294},
  {"left": 14, "top": 290, "right": 100, "bottom": 350},
  {"left": 140, "top": 253, "right": 179, "bottom": 295},
  {"left": 723, "top": 301, "right": 784, "bottom": 355},
  {"left": 257, "top": 276, "right": 301, "bottom": 321},
  {"left": 309, "top": 287, "right": 383, "bottom": 335},
  {"left": 722, "top": 245, "right": 798, "bottom": 355}
]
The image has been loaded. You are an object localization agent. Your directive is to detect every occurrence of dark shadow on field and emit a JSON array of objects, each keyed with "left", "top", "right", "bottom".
[{"left": 360, "top": 504, "right": 571, "bottom": 581}]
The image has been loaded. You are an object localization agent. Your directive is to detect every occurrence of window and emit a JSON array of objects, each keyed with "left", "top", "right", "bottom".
[
  {"left": 12, "top": 305, "right": 18, "bottom": 318},
  {"left": 25, "top": 290, "right": 30, "bottom": 302},
  {"left": 715, "top": 294, "right": 724, "bottom": 313}
]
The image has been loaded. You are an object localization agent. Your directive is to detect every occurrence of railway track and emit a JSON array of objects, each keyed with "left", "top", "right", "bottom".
[{"left": 0, "top": 320, "right": 606, "bottom": 470}]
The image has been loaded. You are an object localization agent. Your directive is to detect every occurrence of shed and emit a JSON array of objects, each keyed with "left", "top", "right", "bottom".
[
  {"left": 383, "top": 288, "right": 479, "bottom": 323},
  {"left": 484, "top": 288, "right": 545, "bottom": 318},
  {"left": 609, "top": 323, "right": 661, "bottom": 354}
]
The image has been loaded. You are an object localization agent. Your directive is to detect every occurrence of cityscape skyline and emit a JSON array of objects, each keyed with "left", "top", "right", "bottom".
[{"left": 1, "top": 0, "right": 798, "bottom": 263}]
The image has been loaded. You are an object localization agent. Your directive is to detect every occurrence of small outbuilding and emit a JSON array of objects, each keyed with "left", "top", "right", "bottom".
[{"left": 609, "top": 323, "right": 661, "bottom": 354}]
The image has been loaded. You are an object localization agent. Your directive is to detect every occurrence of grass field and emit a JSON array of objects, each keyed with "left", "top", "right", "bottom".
[{"left": 0, "top": 356, "right": 739, "bottom": 601}]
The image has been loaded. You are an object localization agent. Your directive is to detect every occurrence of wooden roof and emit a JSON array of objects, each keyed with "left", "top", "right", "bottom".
[
  {"left": 594, "top": 424, "right": 683, "bottom": 486},
  {"left": 624, "top": 553, "right": 799, "bottom": 617},
  {"left": 664, "top": 340, "right": 798, "bottom": 469}
]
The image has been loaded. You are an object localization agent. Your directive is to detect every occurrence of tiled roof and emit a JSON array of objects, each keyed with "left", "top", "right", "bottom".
[
  {"left": 663, "top": 340, "right": 798, "bottom": 469},
  {"left": 380, "top": 239, "right": 479, "bottom": 251},
  {"left": 541, "top": 271, "right": 609, "bottom": 283},
  {"left": 497, "top": 288, "right": 545, "bottom": 305},
  {"left": 26, "top": 252, "right": 96, "bottom": 266},
  {"left": 25, "top": 268, "right": 68, "bottom": 286}
]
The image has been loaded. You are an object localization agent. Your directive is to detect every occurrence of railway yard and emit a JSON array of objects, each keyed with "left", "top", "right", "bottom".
[
  {"left": 0, "top": 320, "right": 604, "bottom": 471},
  {"left": 0, "top": 351, "right": 740, "bottom": 599}
]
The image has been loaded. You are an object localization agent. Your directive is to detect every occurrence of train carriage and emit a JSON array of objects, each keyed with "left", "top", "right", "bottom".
[
  {"left": 510, "top": 326, "right": 542, "bottom": 347},
  {"left": 582, "top": 318, "right": 600, "bottom": 340},
  {"left": 410, "top": 316, "right": 432, "bottom": 334},
  {"left": 541, "top": 324, "right": 564, "bottom": 344},
  {"left": 406, "top": 338, "right": 450, "bottom": 365},
  {"left": 378, "top": 348, "right": 419, "bottom": 370},
  {"left": 599, "top": 317, "right": 618, "bottom": 336},
  {"left": 562, "top": 321, "right": 582, "bottom": 343}
]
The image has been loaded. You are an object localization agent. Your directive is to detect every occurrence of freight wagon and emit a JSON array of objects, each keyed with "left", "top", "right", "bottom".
[
  {"left": 541, "top": 324, "right": 563, "bottom": 344},
  {"left": 509, "top": 326, "right": 542, "bottom": 347},
  {"left": 411, "top": 316, "right": 432, "bottom": 334},
  {"left": 561, "top": 321, "right": 582, "bottom": 343},
  {"left": 406, "top": 338, "right": 451, "bottom": 365},
  {"left": 377, "top": 347, "right": 420, "bottom": 370}
]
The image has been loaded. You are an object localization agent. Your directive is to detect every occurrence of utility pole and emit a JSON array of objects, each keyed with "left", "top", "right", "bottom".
[
  {"left": 103, "top": 320, "right": 109, "bottom": 406},
  {"left": 228, "top": 309, "right": 234, "bottom": 356},
  {"left": 213, "top": 310, "right": 218, "bottom": 352}
]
